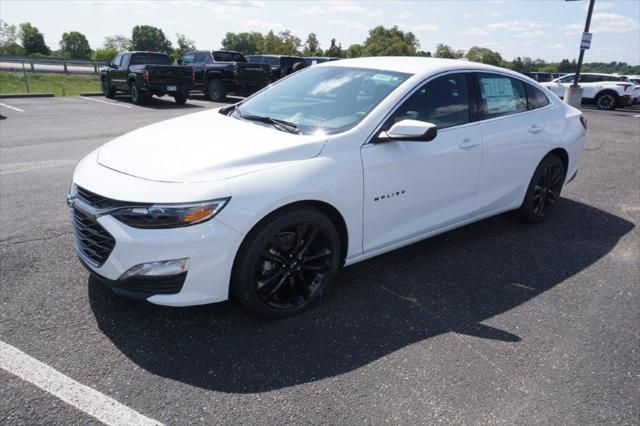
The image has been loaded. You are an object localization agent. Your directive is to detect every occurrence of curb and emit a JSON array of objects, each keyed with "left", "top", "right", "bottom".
[
  {"left": 79, "top": 92, "right": 103, "bottom": 97},
  {"left": 0, "top": 93, "right": 55, "bottom": 98}
]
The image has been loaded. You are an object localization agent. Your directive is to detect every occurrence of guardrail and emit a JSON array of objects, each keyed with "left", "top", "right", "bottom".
[{"left": 0, "top": 55, "right": 107, "bottom": 74}]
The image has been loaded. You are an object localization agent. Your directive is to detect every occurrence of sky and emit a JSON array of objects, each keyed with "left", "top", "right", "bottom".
[{"left": 1, "top": 0, "right": 639, "bottom": 64}]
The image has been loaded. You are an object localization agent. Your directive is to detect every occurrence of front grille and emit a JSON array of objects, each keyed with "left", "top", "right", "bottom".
[
  {"left": 72, "top": 209, "right": 115, "bottom": 267},
  {"left": 76, "top": 186, "right": 132, "bottom": 210}
]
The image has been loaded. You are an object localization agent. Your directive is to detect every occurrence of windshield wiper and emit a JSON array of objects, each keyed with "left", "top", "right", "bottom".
[{"left": 237, "top": 111, "right": 300, "bottom": 134}]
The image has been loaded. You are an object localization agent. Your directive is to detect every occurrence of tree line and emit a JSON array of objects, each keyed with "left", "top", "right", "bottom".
[{"left": 1, "top": 20, "right": 638, "bottom": 75}]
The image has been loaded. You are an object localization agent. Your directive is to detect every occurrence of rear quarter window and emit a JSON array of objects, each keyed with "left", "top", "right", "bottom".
[{"left": 525, "top": 83, "right": 550, "bottom": 110}]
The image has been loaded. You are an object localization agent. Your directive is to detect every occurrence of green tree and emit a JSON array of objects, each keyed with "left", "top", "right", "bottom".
[
  {"left": 363, "top": 26, "right": 419, "bottom": 56},
  {"left": 261, "top": 31, "right": 281, "bottom": 54},
  {"left": 0, "top": 20, "right": 24, "bottom": 55},
  {"left": 324, "top": 38, "right": 343, "bottom": 58},
  {"left": 93, "top": 47, "right": 118, "bottom": 63},
  {"left": 104, "top": 34, "right": 130, "bottom": 51},
  {"left": 221, "top": 32, "right": 263, "bottom": 54},
  {"left": 278, "top": 30, "right": 301, "bottom": 55},
  {"left": 557, "top": 58, "right": 577, "bottom": 73},
  {"left": 173, "top": 33, "right": 196, "bottom": 62},
  {"left": 465, "top": 46, "right": 503, "bottom": 66},
  {"left": 59, "top": 31, "right": 92, "bottom": 59},
  {"left": 130, "top": 25, "right": 172, "bottom": 53},
  {"left": 18, "top": 22, "right": 50, "bottom": 55},
  {"left": 302, "top": 33, "right": 321, "bottom": 56},
  {"left": 433, "top": 43, "right": 464, "bottom": 59},
  {"left": 345, "top": 43, "right": 364, "bottom": 58}
]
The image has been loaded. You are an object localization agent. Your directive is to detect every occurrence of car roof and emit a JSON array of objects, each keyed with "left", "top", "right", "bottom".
[{"left": 319, "top": 56, "right": 527, "bottom": 78}]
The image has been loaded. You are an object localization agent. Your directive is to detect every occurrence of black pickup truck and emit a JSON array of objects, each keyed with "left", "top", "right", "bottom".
[
  {"left": 180, "top": 50, "right": 271, "bottom": 101},
  {"left": 100, "top": 51, "right": 192, "bottom": 105}
]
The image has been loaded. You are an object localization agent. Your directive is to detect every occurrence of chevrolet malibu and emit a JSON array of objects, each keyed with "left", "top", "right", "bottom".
[{"left": 68, "top": 57, "right": 586, "bottom": 317}]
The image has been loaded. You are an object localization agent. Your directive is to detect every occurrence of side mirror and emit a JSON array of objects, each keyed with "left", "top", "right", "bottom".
[
  {"left": 378, "top": 119, "right": 437, "bottom": 142},
  {"left": 177, "top": 59, "right": 183, "bottom": 65}
]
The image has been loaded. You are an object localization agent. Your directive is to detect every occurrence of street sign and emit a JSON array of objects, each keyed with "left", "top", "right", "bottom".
[{"left": 581, "top": 32, "right": 592, "bottom": 49}]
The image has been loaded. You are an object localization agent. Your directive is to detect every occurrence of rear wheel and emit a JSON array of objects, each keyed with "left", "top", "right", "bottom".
[
  {"left": 517, "top": 155, "right": 565, "bottom": 223},
  {"left": 207, "top": 80, "right": 226, "bottom": 101},
  {"left": 232, "top": 207, "right": 341, "bottom": 318},
  {"left": 129, "top": 81, "right": 145, "bottom": 105},
  {"left": 174, "top": 92, "right": 187, "bottom": 105},
  {"left": 595, "top": 92, "right": 616, "bottom": 110},
  {"left": 102, "top": 79, "right": 115, "bottom": 98}
]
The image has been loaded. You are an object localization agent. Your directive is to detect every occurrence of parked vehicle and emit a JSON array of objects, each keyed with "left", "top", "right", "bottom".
[
  {"left": 69, "top": 58, "right": 586, "bottom": 317},
  {"left": 245, "top": 55, "right": 308, "bottom": 81},
  {"left": 525, "top": 72, "right": 567, "bottom": 83},
  {"left": 100, "top": 51, "right": 192, "bottom": 105},
  {"left": 624, "top": 75, "right": 640, "bottom": 104},
  {"left": 180, "top": 50, "right": 271, "bottom": 101},
  {"left": 305, "top": 56, "right": 341, "bottom": 66},
  {"left": 541, "top": 72, "right": 634, "bottom": 110}
]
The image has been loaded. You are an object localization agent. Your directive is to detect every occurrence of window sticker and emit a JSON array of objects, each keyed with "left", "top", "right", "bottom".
[{"left": 480, "top": 77, "right": 517, "bottom": 115}]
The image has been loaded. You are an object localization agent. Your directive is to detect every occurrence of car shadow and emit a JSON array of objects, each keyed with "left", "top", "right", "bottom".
[
  {"left": 88, "top": 199, "right": 634, "bottom": 394},
  {"left": 110, "top": 95, "right": 203, "bottom": 109}
]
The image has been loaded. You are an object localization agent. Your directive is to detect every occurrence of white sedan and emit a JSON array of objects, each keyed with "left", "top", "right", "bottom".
[{"left": 68, "top": 57, "right": 586, "bottom": 317}]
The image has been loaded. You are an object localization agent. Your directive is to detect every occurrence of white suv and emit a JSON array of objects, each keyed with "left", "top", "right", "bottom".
[{"left": 541, "top": 73, "right": 634, "bottom": 110}]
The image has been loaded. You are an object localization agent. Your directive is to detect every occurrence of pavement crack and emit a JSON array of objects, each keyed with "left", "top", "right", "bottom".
[{"left": 0, "top": 231, "right": 72, "bottom": 247}]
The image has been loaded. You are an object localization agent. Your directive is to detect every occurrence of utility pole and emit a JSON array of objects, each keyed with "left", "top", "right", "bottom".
[{"left": 564, "top": 0, "right": 595, "bottom": 108}]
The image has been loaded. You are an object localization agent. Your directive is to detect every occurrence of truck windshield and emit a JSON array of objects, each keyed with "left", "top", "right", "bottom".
[
  {"left": 131, "top": 53, "right": 172, "bottom": 65},
  {"left": 234, "top": 66, "right": 411, "bottom": 135},
  {"left": 213, "top": 52, "right": 247, "bottom": 62}
]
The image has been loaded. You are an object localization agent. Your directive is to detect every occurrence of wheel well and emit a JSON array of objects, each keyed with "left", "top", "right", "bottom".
[
  {"left": 595, "top": 89, "right": 618, "bottom": 100},
  {"left": 242, "top": 200, "right": 349, "bottom": 265},
  {"left": 547, "top": 148, "right": 569, "bottom": 174}
]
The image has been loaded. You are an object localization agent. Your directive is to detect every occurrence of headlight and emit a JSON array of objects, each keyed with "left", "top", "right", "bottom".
[{"left": 111, "top": 198, "right": 230, "bottom": 229}]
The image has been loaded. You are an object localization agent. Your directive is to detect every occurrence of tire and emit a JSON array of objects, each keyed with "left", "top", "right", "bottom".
[
  {"left": 231, "top": 207, "right": 341, "bottom": 318},
  {"left": 207, "top": 79, "right": 226, "bottom": 101},
  {"left": 174, "top": 92, "right": 187, "bottom": 105},
  {"left": 516, "top": 155, "right": 565, "bottom": 223},
  {"left": 291, "top": 61, "right": 307, "bottom": 73},
  {"left": 595, "top": 92, "right": 617, "bottom": 110},
  {"left": 129, "top": 81, "right": 145, "bottom": 105},
  {"left": 102, "top": 79, "right": 115, "bottom": 98}
]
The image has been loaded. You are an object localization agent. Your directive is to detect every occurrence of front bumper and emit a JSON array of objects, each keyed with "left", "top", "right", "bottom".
[{"left": 74, "top": 212, "right": 244, "bottom": 306}]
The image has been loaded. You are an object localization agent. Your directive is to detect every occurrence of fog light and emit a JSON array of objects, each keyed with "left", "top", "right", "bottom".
[{"left": 119, "top": 258, "right": 189, "bottom": 280}]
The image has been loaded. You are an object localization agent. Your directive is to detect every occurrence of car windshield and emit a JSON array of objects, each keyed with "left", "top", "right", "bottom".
[
  {"left": 131, "top": 53, "right": 171, "bottom": 65},
  {"left": 234, "top": 66, "right": 411, "bottom": 135}
]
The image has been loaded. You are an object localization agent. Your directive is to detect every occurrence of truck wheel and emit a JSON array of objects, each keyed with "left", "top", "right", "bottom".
[
  {"left": 595, "top": 92, "right": 616, "bottom": 110},
  {"left": 207, "top": 80, "right": 226, "bottom": 101},
  {"left": 102, "top": 80, "right": 115, "bottom": 98},
  {"left": 129, "top": 81, "right": 145, "bottom": 105},
  {"left": 174, "top": 92, "right": 187, "bottom": 105}
]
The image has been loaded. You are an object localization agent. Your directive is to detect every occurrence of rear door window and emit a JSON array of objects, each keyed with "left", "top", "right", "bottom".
[{"left": 477, "top": 73, "right": 527, "bottom": 119}]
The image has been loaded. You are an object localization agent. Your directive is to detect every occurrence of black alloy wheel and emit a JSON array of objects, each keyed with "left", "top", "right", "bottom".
[
  {"left": 517, "top": 155, "right": 565, "bottom": 223},
  {"left": 596, "top": 92, "right": 616, "bottom": 110},
  {"left": 207, "top": 80, "right": 226, "bottom": 101},
  {"left": 130, "top": 82, "right": 144, "bottom": 105},
  {"left": 232, "top": 208, "right": 341, "bottom": 317}
]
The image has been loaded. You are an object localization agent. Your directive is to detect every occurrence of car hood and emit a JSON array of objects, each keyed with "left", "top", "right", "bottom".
[{"left": 97, "top": 108, "right": 327, "bottom": 183}]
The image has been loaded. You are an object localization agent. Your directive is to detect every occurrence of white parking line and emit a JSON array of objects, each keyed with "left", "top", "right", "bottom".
[
  {"left": 1, "top": 341, "right": 163, "bottom": 426},
  {"left": 79, "top": 96, "right": 133, "bottom": 108},
  {"left": 0, "top": 102, "right": 24, "bottom": 112},
  {"left": 0, "top": 159, "right": 77, "bottom": 175},
  {"left": 634, "top": 114, "right": 640, "bottom": 118}
]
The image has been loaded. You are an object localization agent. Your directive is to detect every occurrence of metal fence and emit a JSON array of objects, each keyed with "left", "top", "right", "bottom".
[{"left": 0, "top": 55, "right": 107, "bottom": 74}]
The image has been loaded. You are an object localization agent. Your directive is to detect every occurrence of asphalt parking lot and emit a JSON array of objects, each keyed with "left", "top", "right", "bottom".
[{"left": 1, "top": 96, "right": 639, "bottom": 424}]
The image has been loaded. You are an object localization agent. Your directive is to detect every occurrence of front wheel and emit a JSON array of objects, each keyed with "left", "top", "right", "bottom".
[
  {"left": 516, "top": 155, "right": 565, "bottom": 223},
  {"left": 596, "top": 92, "right": 616, "bottom": 110},
  {"left": 232, "top": 207, "right": 341, "bottom": 318},
  {"left": 102, "top": 80, "right": 115, "bottom": 98}
]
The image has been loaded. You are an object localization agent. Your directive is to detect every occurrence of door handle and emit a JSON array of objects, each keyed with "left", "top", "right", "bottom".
[
  {"left": 459, "top": 138, "right": 480, "bottom": 149},
  {"left": 529, "top": 124, "right": 543, "bottom": 134}
]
